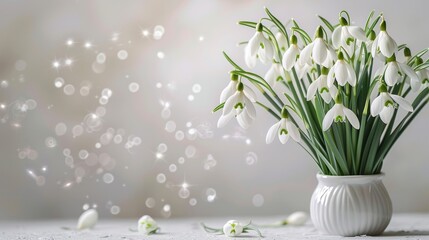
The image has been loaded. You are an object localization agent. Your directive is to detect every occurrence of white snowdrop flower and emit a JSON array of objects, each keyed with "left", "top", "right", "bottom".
[
  {"left": 266, "top": 108, "right": 301, "bottom": 144},
  {"left": 217, "top": 82, "right": 256, "bottom": 129},
  {"left": 220, "top": 73, "right": 239, "bottom": 103},
  {"left": 244, "top": 22, "right": 274, "bottom": 68},
  {"left": 223, "top": 220, "right": 244, "bottom": 237},
  {"left": 307, "top": 67, "right": 338, "bottom": 103},
  {"left": 138, "top": 215, "right": 159, "bottom": 234},
  {"left": 300, "top": 26, "right": 336, "bottom": 68},
  {"left": 286, "top": 211, "right": 308, "bottom": 226},
  {"left": 265, "top": 62, "right": 286, "bottom": 89},
  {"left": 371, "top": 20, "right": 397, "bottom": 58},
  {"left": 371, "top": 83, "right": 413, "bottom": 124},
  {"left": 294, "top": 61, "right": 311, "bottom": 80},
  {"left": 415, "top": 57, "right": 429, "bottom": 90},
  {"left": 375, "top": 54, "right": 420, "bottom": 90},
  {"left": 332, "top": 17, "right": 367, "bottom": 56},
  {"left": 282, "top": 35, "right": 300, "bottom": 71},
  {"left": 327, "top": 52, "right": 357, "bottom": 87},
  {"left": 275, "top": 32, "right": 288, "bottom": 52},
  {"left": 77, "top": 209, "right": 98, "bottom": 230},
  {"left": 323, "top": 96, "right": 360, "bottom": 131}
]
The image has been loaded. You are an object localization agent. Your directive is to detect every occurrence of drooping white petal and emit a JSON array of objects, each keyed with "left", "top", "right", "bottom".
[
  {"left": 327, "top": 67, "right": 336, "bottom": 88},
  {"left": 244, "top": 97, "right": 256, "bottom": 119},
  {"left": 266, "top": 121, "right": 281, "bottom": 144},
  {"left": 77, "top": 209, "right": 98, "bottom": 230},
  {"left": 379, "top": 106, "right": 394, "bottom": 124},
  {"left": 370, "top": 95, "right": 384, "bottom": 116},
  {"left": 220, "top": 81, "right": 237, "bottom": 103},
  {"left": 390, "top": 94, "right": 413, "bottom": 112},
  {"left": 322, "top": 47, "right": 337, "bottom": 68},
  {"left": 276, "top": 32, "right": 288, "bottom": 51},
  {"left": 236, "top": 110, "right": 252, "bottom": 129},
  {"left": 306, "top": 78, "right": 319, "bottom": 101},
  {"left": 332, "top": 27, "right": 342, "bottom": 49},
  {"left": 312, "top": 38, "right": 327, "bottom": 65},
  {"left": 265, "top": 65, "right": 276, "bottom": 86},
  {"left": 379, "top": 31, "right": 397, "bottom": 57},
  {"left": 335, "top": 61, "right": 348, "bottom": 86},
  {"left": 245, "top": 44, "right": 257, "bottom": 69},
  {"left": 222, "top": 92, "right": 239, "bottom": 115},
  {"left": 299, "top": 42, "right": 314, "bottom": 66},
  {"left": 385, "top": 62, "right": 400, "bottom": 86},
  {"left": 262, "top": 38, "right": 274, "bottom": 63},
  {"left": 345, "top": 63, "right": 356, "bottom": 86},
  {"left": 343, "top": 107, "right": 360, "bottom": 129},
  {"left": 279, "top": 131, "right": 290, "bottom": 144},
  {"left": 347, "top": 26, "right": 367, "bottom": 42},
  {"left": 248, "top": 32, "right": 262, "bottom": 57},
  {"left": 371, "top": 34, "right": 380, "bottom": 58},
  {"left": 282, "top": 45, "right": 299, "bottom": 71},
  {"left": 322, "top": 105, "right": 337, "bottom": 131},
  {"left": 243, "top": 84, "right": 257, "bottom": 102},
  {"left": 295, "top": 62, "right": 310, "bottom": 79},
  {"left": 399, "top": 62, "right": 421, "bottom": 91},
  {"left": 217, "top": 110, "right": 235, "bottom": 128},
  {"left": 286, "top": 121, "right": 301, "bottom": 142}
]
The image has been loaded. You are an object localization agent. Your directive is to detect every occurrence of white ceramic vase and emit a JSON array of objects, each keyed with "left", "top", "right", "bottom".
[{"left": 310, "top": 173, "right": 392, "bottom": 236}]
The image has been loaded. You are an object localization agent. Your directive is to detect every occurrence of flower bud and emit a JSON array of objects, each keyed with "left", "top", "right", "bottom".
[
  {"left": 339, "top": 16, "right": 348, "bottom": 26},
  {"left": 138, "top": 215, "right": 159, "bottom": 234},
  {"left": 404, "top": 47, "right": 411, "bottom": 58},
  {"left": 369, "top": 30, "right": 376, "bottom": 41},
  {"left": 290, "top": 35, "right": 297, "bottom": 45},
  {"left": 237, "top": 82, "right": 244, "bottom": 91},
  {"left": 223, "top": 220, "right": 243, "bottom": 237},
  {"left": 379, "top": 82, "right": 388, "bottom": 93},
  {"left": 380, "top": 20, "right": 387, "bottom": 31},
  {"left": 316, "top": 26, "right": 324, "bottom": 38},
  {"left": 281, "top": 107, "right": 289, "bottom": 118},
  {"left": 256, "top": 22, "right": 263, "bottom": 32},
  {"left": 286, "top": 211, "right": 308, "bottom": 226}
]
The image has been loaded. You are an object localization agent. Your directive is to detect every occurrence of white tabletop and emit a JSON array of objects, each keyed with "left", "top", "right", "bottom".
[{"left": 1, "top": 214, "right": 429, "bottom": 239}]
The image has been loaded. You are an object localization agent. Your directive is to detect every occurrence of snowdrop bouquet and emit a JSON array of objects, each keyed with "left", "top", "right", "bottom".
[{"left": 214, "top": 8, "right": 429, "bottom": 175}]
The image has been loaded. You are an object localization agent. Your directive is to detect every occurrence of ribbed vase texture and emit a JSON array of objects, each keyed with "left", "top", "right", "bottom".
[{"left": 310, "top": 173, "right": 392, "bottom": 236}]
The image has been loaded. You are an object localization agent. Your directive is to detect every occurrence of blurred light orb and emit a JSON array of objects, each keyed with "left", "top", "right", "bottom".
[
  {"left": 142, "top": 29, "right": 150, "bottom": 37},
  {"left": 95, "top": 106, "right": 106, "bottom": 117},
  {"left": 245, "top": 152, "right": 258, "bottom": 165},
  {"left": 128, "top": 82, "right": 139, "bottom": 93},
  {"left": 252, "top": 194, "right": 265, "bottom": 207},
  {"left": 178, "top": 187, "right": 190, "bottom": 199},
  {"left": 145, "top": 197, "right": 156, "bottom": 208},
  {"left": 204, "top": 154, "right": 217, "bottom": 170},
  {"left": 157, "top": 143, "right": 168, "bottom": 153},
  {"left": 64, "top": 58, "right": 73, "bottom": 66},
  {"left": 1, "top": 80, "right": 9, "bottom": 88},
  {"left": 79, "top": 150, "right": 89, "bottom": 160},
  {"left": 206, "top": 188, "right": 217, "bottom": 202},
  {"left": 117, "top": 50, "right": 128, "bottom": 60},
  {"left": 55, "top": 122, "right": 67, "bottom": 136},
  {"left": 66, "top": 39, "right": 74, "bottom": 46},
  {"left": 192, "top": 84, "right": 202, "bottom": 93},
  {"left": 52, "top": 61, "right": 60, "bottom": 69},
  {"left": 113, "top": 134, "right": 123, "bottom": 144},
  {"left": 178, "top": 157, "right": 185, "bottom": 164},
  {"left": 63, "top": 84, "right": 75, "bottom": 95},
  {"left": 63, "top": 148, "right": 71, "bottom": 156},
  {"left": 168, "top": 164, "right": 177, "bottom": 172},
  {"left": 185, "top": 145, "right": 196, "bottom": 158},
  {"left": 101, "top": 88, "right": 113, "bottom": 98},
  {"left": 25, "top": 99, "right": 37, "bottom": 110},
  {"left": 187, "top": 95, "right": 194, "bottom": 101},
  {"left": 72, "top": 125, "right": 84, "bottom": 138},
  {"left": 84, "top": 42, "right": 92, "bottom": 49},
  {"left": 103, "top": 173, "right": 114, "bottom": 184},
  {"left": 82, "top": 204, "right": 89, "bottom": 210},
  {"left": 157, "top": 51, "right": 165, "bottom": 59},
  {"left": 45, "top": 137, "right": 57, "bottom": 148},
  {"left": 156, "top": 173, "right": 166, "bottom": 183},
  {"left": 198, "top": 36, "right": 204, "bottom": 42},
  {"left": 54, "top": 77, "right": 64, "bottom": 88},
  {"left": 165, "top": 120, "right": 176, "bottom": 133},
  {"left": 189, "top": 198, "right": 197, "bottom": 206},
  {"left": 156, "top": 82, "right": 162, "bottom": 88},
  {"left": 175, "top": 131, "right": 184, "bottom": 141},
  {"left": 153, "top": 25, "right": 165, "bottom": 40},
  {"left": 96, "top": 53, "right": 106, "bottom": 64},
  {"left": 110, "top": 205, "right": 120, "bottom": 215},
  {"left": 92, "top": 61, "right": 106, "bottom": 74}
]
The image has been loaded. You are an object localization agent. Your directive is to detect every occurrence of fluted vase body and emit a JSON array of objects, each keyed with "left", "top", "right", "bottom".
[{"left": 310, "top": 173, "right": 392, "bottom": 236}]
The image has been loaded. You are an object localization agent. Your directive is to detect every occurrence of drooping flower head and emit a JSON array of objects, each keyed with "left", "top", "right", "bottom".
[
  {"left": 266, "top": 108, "right": 301, "bottom": 144},
  {"left": 376, "top": 54, "right": 420, "bottom": 90},
  {"left": 265, "top": 61, "right": 286, "bottom": 90},
  {"left": 276, "top": 32, "right": 288, "bottom": 52},
  {"left": 217, "top": 82, "right": 256, "bottom": 129},
  {"left": 282, "top": 35, "right": 300, "bottom": 71},
  {"left": 327, "top": 51, "right": 357, "bottom": 87},
  {"left": 307, "top": 67, "right": 338, "bottom": 103},
  {"left": 415, "top": 57, "right": 429, "bottom": 90},
  {"left": 223, "top": 220, "right": 244, "bottom": 237},
  {"left": 371, "top": 83, "right": 413, "bottom": 124},
  {"left": 332, "top": 16, "right": 367, "bottom": 56},
  {"left": 219, "top": 73, "right": 239, "bottom": 103},
  {"left": 245, "top": 22, "right": 274, "bottom": 68},
  {"left": 371, "top": 19, "right": 397, "bottom": 58},
  {"left": 322, "top": 94, "right": 360, "bottom": 131},
  {"left": 300, "top": 26, "right": 336, "bottom": 68}
]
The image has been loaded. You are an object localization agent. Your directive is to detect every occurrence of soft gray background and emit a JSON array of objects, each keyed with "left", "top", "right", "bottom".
[{"left": 0, "top": 0, "right": 428, "bottom": 220}]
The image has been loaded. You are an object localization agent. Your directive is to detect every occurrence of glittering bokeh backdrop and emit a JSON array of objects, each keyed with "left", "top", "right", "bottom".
[{"left": 0, "top": 0, "right": 428, "bottom": 220}]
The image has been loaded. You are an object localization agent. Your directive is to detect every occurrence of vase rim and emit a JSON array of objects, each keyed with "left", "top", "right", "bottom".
[{"left": 316, "top": 172, "right": 385, "bottom": 183}]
